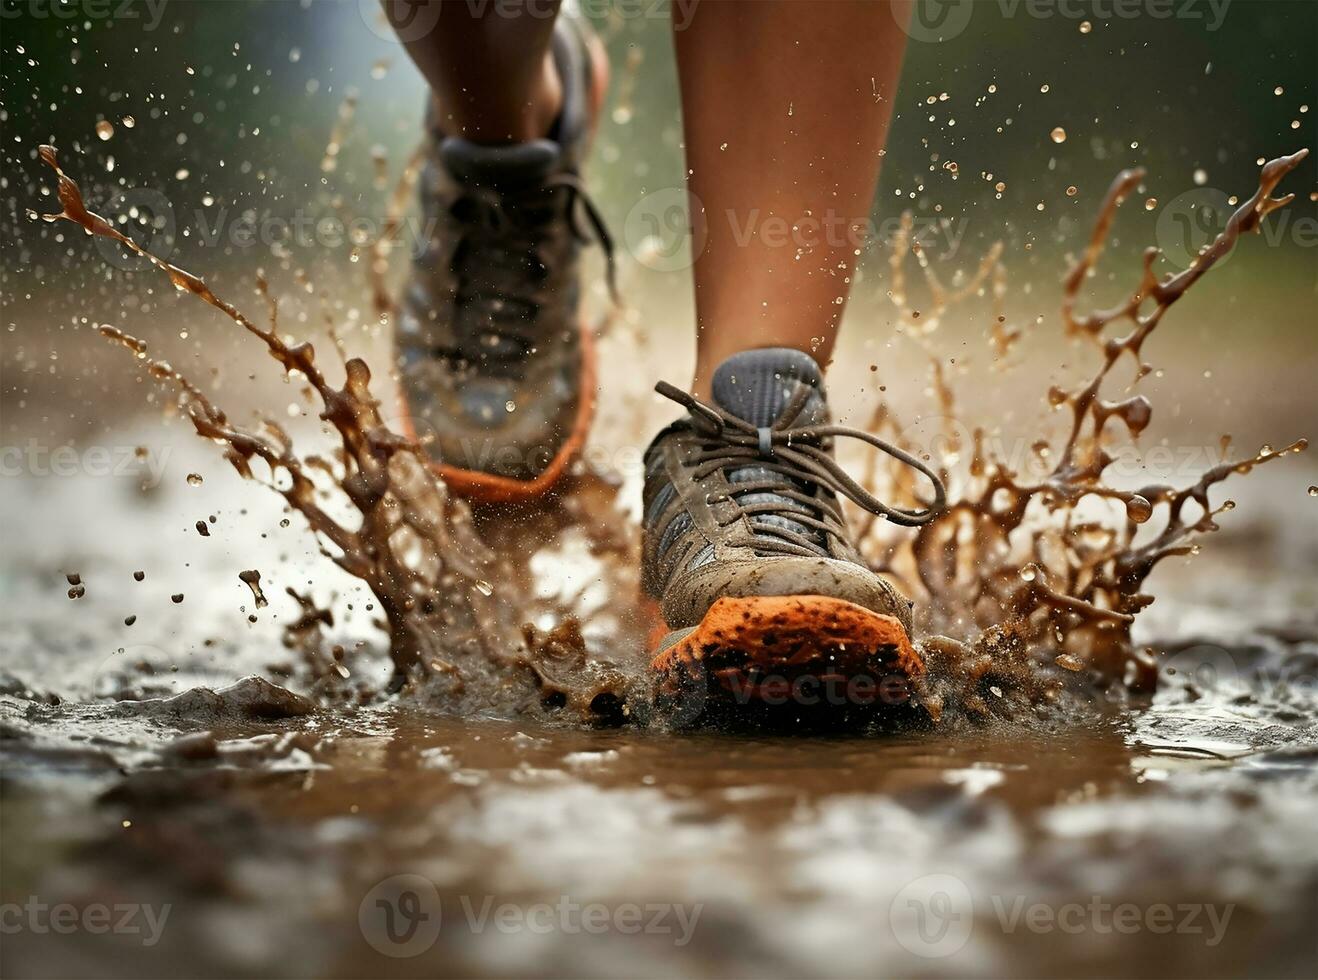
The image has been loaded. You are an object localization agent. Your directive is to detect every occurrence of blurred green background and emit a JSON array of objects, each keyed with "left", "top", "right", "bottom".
[{"left": 2, "top": 0, "right": 1315, "bottom": 451}]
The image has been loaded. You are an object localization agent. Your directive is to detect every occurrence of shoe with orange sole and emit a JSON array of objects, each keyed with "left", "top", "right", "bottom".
[
  {"left": 395, "top": 15, "right": 613, "bottom": 505},
  {"left": 642, "top": 349, "right": 946, "bottom": 726}
]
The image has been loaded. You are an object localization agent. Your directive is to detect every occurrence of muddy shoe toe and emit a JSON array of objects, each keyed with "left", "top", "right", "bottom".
[{"left": 641, "top": 348, "right": 946, "bottom": 724}]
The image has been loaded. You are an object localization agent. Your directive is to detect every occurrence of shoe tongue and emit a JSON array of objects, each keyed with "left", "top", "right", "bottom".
[
  {"left": 708, "top": 348, "right": 833, "bottom": 557},
  {"left": 439, "top": 137, "right": 561, "bottom": 187},
  {"left": 710, "top": 348, "right": 828, "bottom": 429}
]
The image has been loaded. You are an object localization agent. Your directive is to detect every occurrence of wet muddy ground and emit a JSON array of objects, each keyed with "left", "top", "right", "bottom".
[{"left": 3, "top": 429, "right": 1317, "bottom": 978}]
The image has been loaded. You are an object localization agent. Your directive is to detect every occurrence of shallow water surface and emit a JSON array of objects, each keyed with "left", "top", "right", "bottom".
[{"left": 4, "top": 546, "right": 1317, "bottom": 979}]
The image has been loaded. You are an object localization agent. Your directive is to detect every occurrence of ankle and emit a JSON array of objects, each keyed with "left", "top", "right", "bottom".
[{"left": 433, "top": 52, "right": 562, "bottom": 144}]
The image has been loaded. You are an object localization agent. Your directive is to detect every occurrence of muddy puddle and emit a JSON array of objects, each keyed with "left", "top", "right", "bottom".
[
  {"left": 3, "top": 622, "right": 1318, "bottom": 977},
  {"left": 5, "top": 146, "right": 1318, "bottom": 975},
  {"left": 5, "top": 11, "right": 1318, "bottom": 975}
]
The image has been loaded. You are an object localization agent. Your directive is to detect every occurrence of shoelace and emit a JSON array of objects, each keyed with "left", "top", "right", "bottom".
[
  {"left": 448, "top": 173, "right": 617, "bottom": 373},
  {"left": 655, "top": 381, "right": 947, "bottom": 559}
]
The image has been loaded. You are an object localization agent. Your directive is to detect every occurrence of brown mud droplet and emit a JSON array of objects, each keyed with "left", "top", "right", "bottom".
[
  {"left": 239, "top": 570, "right": 268, "bottom": 609},
  {"left": 1125, "top": 494, "right": 1154, "bottom": 524},
  {"left": 195, "top": 520, "right": 210, "bottom": 537}
]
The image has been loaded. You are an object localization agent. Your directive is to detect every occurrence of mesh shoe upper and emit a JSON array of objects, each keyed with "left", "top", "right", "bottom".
[
  {"left": 641, "top": 348, "right": 946, "bottom": 632},
  {"left": 396, "top": 18, "right": 611, "bottom": 483}
]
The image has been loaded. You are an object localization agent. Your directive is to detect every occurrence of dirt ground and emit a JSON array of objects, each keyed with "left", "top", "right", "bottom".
[{"left": 3, "top": 3, "right": 1317, "bottom": 978}]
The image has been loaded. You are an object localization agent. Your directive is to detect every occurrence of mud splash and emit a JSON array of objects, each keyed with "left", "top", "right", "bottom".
[
  {"left": 36, "top": 143, "right": 1309, "bottom": 729},
  {"left": 860, "top": 151, "right": 1309, "bottom": 721}
]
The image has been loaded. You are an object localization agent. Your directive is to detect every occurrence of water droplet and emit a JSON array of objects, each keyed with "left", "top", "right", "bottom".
[
  {"left": 121, "top": 115, "right": 135, "bottom": 129},
  {"left": 1274, "top": 85, "right": 1284, "bottom": 96},
  {"left": 1144, "top": 197, "right": 1157, "bottom": 211},
  {"left": 473, "top": 579, "right": 494, "bottom": 597},
  {"left": 1079, "top": 20, "right": 1092, "bottom": 33},
  {"left": 186, "top": 473, "right": 203, "bottom": 486},
  {"left": 504, "top": 400, "right": 516, "bottom": 414},
  {"left": 1193, "top": 168, "right": 1208, "bottom": 186},
  {"left": 1050, "top": 127, "right": 1067, "bottom": 144},
  {"left": 1020, "top": 564, "right": 1038, "bottom": 582},
  {"left": 1066, "top": 185, "right": 1078, "bottom": 196},
  {"left": 1308, "top": 486, "right": 1317, "bottom": 497},
  {"left": 95, "top": 120, "right": 114, "bottom": 141},
  {"left": 1125, "top": 494, "right": 1153, "bottom": 524}
]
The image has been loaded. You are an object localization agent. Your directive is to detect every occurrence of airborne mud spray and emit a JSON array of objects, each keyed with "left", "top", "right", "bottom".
[{"left": 37, "top": 143, "right": 1309, "bottom": 729}]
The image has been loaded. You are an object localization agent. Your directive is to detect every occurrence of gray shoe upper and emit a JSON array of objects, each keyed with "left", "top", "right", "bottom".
[
  {"left": 397, "top": 18, "right": 611, "bottom": 481},
  {"left": 642, "top": 348, "right": 947, "bottom": 632}
]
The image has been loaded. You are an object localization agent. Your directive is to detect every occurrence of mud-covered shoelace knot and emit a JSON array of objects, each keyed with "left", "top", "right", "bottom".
[{"left": 655, "top": 381, "right": 947, "bottom": 533}]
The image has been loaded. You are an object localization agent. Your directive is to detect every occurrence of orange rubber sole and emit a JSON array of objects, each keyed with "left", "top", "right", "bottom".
[
  {"left": 395, "top": 314, "right": 598, "bottom": 505},
  {"left": 651, "top": 595, "right": 924, "bottom": 717}
]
